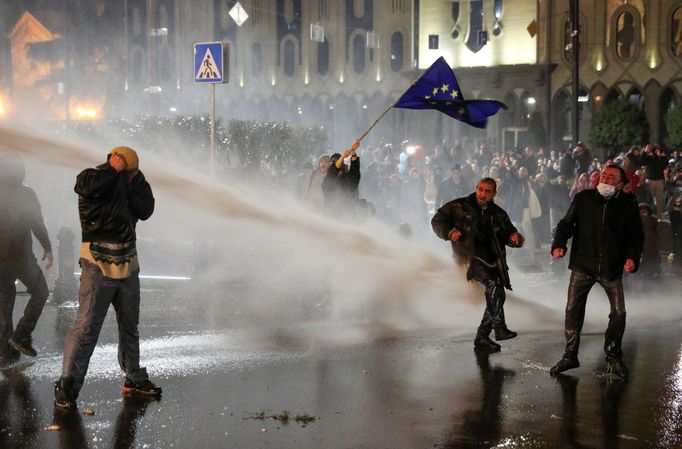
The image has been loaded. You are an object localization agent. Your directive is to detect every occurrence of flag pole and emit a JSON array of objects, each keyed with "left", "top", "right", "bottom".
[
  {"left": 355, "top": 68, "right": 428, "bottom": 143},
  {"left": 356, "top": 102, "right": 396, "bottom": 143}
]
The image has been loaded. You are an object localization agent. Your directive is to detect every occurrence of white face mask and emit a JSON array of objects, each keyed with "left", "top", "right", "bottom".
[{"left": 597, "top": 182, "right": 617, "bottom": 198}]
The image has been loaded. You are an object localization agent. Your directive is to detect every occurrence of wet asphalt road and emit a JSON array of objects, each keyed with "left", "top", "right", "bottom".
[{"left": 1, "top": 274, "right": 681, "bottom": 449}]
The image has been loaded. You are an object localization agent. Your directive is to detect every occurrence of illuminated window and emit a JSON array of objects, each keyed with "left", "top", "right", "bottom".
[{"left": 616, "top": 11, "right": 636, "bottom": 60}]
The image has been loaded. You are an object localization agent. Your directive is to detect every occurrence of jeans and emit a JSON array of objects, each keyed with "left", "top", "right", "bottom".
[
  {"left": 61, "top": 259, "right": 148, "bottom": 395},
  {"left": 0, "top": 256, "right": 49, "bottom": 351},
  {"left": 562, "top": 270, "right": 626, "bottom": 362},
  {"left": 469, "top": 259, "right": 507, "bottom": 336}
]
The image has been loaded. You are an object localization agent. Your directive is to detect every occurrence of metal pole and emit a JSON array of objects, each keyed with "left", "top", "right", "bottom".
[
  {"left": 571, "top": 0, "right": 580, "bottom": 145},
  {"left": 210, "top": 83, "right": 216, "bottom": 176}
]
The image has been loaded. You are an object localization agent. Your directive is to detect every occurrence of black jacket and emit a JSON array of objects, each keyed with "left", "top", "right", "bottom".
[
  {"left": 75, "top": 163, "right": 154, "bottom": 243},
  {"left": 432, "top": 193, "right": 519, "bottom": 282},
  {"left": 322, "top": 156, "right": 361, "bottom": 215},
  {"left": 0, "top": 179, "right": 51, "bottom": 262},
  {"left": 552, "top": 189, "right": 644, "bottom": 280}
]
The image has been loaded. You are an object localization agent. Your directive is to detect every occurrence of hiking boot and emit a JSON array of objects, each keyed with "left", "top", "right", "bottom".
[
  {"left": 474, "top": 335, "right": 501, "bottom": 353},
  {"left": 54, "top": 378, "right": 78, "bottom": 410},
  {"left": 550, "top": 357, "right": 580, "bottom": 376},
  {"left": 606, "top": 359, "right": 629, "bottom": 380},
  {"left": 8, "top": 334, "right": 37, "bottom": 357},
  {"left": 494, "top": 327, "right": 518, "bottom": 341},
  {"left": 122, "top": 377, "right": 162, "bottom": 396}
]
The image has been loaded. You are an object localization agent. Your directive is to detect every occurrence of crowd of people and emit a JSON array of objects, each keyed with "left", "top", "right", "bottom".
[{"left": 299, "top": 138, "right": 682, "bottom": 275}]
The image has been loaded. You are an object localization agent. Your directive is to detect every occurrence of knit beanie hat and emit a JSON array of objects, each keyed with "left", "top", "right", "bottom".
[{"left": 111, "top": 146, "right": 139, "bottom": 172}]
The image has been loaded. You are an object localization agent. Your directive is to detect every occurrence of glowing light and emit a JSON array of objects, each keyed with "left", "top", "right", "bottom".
[
  {"left": 304, "top": 69, "right": 309, "bottom": 85},
  {"left": 170, "top": 107, "right": 177, "bottom": 112},
  {"left": 271, "top": 74, "right": 276, "bottom": 86},
  {"left": 406, "top": 145, "right": 416, "bottom": 155},
  {"left": 594, "top": 95, "right": 602, "bottom": 102},
  {"left": 526, "top": 97, "right": 536, "bottom": 105},
  {"left": 578, "top": 95, "right": 589, "bottom": 103},
  {"left": 649, "top": 53, "right": 658, "bottom": 69},
  {"left": 376, "top": 66, "right": 381, "bottom": 82},
  {"left": 239, "top": 71, "right": 244, "bottom": 87},
  {"left": 0, "top": 98, "right": 6, "bottom": 117},
  {"left": 75, "top": 106, "right": 97, "bottom": 120},
  {"left": 339, "top": 72, "right": 344, "bottom": 83}
]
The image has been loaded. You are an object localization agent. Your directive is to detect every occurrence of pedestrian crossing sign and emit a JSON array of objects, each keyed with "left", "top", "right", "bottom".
[{"left": 194, "top": 42, "right": 228, "bottom": 83}]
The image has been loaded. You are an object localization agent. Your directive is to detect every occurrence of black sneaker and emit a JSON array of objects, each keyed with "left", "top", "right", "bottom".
[
  {"left": 8, "top": 335, "right": 37, "bottom": 357},
  {"left": 474, "top": 335, "right": 502, "bottom": 352},
  {"left": 494, "top": 327, "right": 518, "bottom": 341},
  {"left": 606, "top": 359, "right": 629, "bottom": 380},
  {"left": 550, "top": 357, "right": 580, "bottom": 376},
  {"left": 54, "top": 378, "right": 78, "bottom": 410},
  {"left": 122, "top": 378, "right": 162, "bottom": 396}
]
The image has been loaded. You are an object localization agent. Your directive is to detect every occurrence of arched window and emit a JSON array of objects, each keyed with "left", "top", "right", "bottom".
[
  {"left": 389, "top": 32, "right": 403, "bottom": 72},
  {"left": 660, "top": 88, "right": 678, "bottom": 145},
  {"left": 317, "top": 38, "right": 329, "bottom": 76},
  {"left": 615, "top": 11, "right": 637, "bottom": 60},
  {"left": 251, "top": 43, "right": 262, "bottom": 78},
  {"left": 671, "top": 7, "right": 682, "bottom": 56},
  {"left": 627, "top": 87, "right": 644, "bottom": 110},
  {"left": 352, "top": 34, "right": 366, "bottom": 74},
  {"left": 283, "top": 40, "right": 296, "bottom": 77},
  {"left": 605, "top": 88, "right": 622, "bottom": 104}
]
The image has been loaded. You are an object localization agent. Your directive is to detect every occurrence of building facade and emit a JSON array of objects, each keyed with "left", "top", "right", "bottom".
[{"left": 3, "top": 0, "right": 682, "bottom": 153}]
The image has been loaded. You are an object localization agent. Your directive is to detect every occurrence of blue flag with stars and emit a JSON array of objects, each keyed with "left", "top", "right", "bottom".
[{"left": 393, "top": 56, "right": 506, "bottom": 128}]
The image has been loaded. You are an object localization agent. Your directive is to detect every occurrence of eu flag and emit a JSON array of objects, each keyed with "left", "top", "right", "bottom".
[{"left": 394, "top": 56, "right": 506, "bottom": 129}]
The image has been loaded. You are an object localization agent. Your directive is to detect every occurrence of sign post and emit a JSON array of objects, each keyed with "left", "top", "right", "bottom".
[{"left": 194, "top": 41, "right": 229, "bottom": 175}]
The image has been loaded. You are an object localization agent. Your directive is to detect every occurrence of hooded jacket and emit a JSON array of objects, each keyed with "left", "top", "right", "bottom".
[
  {"left": 552, "top": 189, "right": 644, "bottom": 281},
  {"left": 75, "top": 162, "right": 154, "bottom": 243}
]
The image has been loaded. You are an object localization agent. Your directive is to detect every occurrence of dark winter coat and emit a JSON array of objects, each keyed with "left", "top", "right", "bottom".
[
  {"left": 0, "top": 178, "right": 51, "bottom": 262},
  {"left": 75, "top": 163, "right": 155, "bottom": 243},
  {"left": 321, "top": 157, "right": 361, "bottom": 216},
  {"left": 432, "top": 193, "right": 519, "bottom": 282},
  {"left": 552, "top": 189, "right": 644, "bottom": 281}
]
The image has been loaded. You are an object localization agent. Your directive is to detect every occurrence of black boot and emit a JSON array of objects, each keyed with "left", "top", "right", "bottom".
[
  {"left": 494, "top": 326, "right": 518, "bottom": 341},
  {"left": 550, "top": 356, "right": 580, "bottom": 376},
  {"left": 8, "top": 332, "right": 37, "bottom": 357}
]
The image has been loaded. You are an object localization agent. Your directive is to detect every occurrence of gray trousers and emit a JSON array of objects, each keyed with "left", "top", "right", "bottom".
[
  {"left": 61, "top": 259, "right": 147, "bottom": 394},
  {"left": 0, "top": 256, "right": 49, "bottom": 352}
]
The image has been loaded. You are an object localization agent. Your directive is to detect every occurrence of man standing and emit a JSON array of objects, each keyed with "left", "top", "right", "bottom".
[
  {"left": 550, "top": 165, "right": 644, "bottom": 380},
  {"left": 436, "top": 164, "right": 470, "bottom": 209},
  {"left": 432, "top": 178, "right": 524, "bottom": 352},
  {"left": 54, "top": 146, "right": 161, "bottom": 409},
  {"left": 0, "top": 154, "right": 53, "bottom": 363}
]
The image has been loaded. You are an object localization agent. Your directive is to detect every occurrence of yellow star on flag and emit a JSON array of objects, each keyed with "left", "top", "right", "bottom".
[
  {"left": 451, "top": 90, "right": 459, "bottom": 99},
  {"left": 441, "top": 84, "right": 449, "bottom": 93},
  {"left": 458, "top": 107, "right": 466, "bottom": 116},
  {"left": 432, "top": 87, "right": 439, "bottom": 96},
  {"left": 424, "top": 95, "right": 431, "bottom": 100}
]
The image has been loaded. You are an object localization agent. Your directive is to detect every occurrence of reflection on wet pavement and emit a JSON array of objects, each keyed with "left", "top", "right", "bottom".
[{"left": 0, "top": 284, "right": 680, "bottom": 448}]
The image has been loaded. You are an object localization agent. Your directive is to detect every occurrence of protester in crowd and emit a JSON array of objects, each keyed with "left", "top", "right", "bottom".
[
  {"left": 436, "top": 164, "right": 470, "bottom": 209},
  {"left": 302, "top": 154, "right": 330, "bottom": 212},
  {"left": 322, "top": 141, "right": 361, "bottom": 218},
  {"left": 55, "top": 146, "right": 161, "bottom": 409},
  {"left": 432, "top": 178, "right": 524, "bottom": 352},
  {"left": 550, "top": 165, "right": 644, "bottom": 380},
  {"left": 642, "top": 144, "right": 668, "bottom": 218},
  {"left": 0, "top": 154, "right": 53, "bottom": 364}
]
